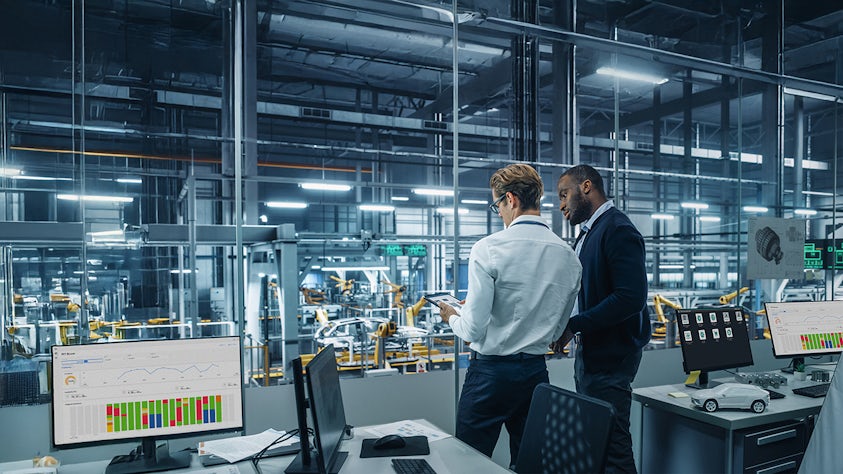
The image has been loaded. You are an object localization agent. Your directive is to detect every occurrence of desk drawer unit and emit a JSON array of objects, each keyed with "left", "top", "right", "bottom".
[{"left": 733, "top": 420, "right": 807, "bottom": 473}]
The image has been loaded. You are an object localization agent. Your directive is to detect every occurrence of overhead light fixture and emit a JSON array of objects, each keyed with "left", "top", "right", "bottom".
[
  {"left": 541, "top": 203, "right": 555, "bottom": 208},
  {"left": 680, "top": 202, "right": 709, "bottom": 210},
  {"left": 658, "top": 264, "right": 686, "bottom": 270},
  {"left": 266, "top": 201, "right": 308, "bottom": 209},
  {"left": 116, "top": 178, "right": 142, "bottom": 184},
  {"left": 413, "top": 188, "right": 454, "bottom": 197},
  {"left": 651, "top": 213, "right": 674, "bottom": 220},
  {"left": 11, "top": 175, "right": 73, "bottom": 181},
  {"left": 0, "top": 168, "right": 22, "bottom": 177},
  {"left": 170, "top": 269, "right": 195, "bottom": 274},
  {"left": 321, "top": 266, "right": 390, "bottom": 272},
  {"left": 596, "top": 67, "right": 668, "bottom": 85},
  {"left": 783, "top": 87, "right": 837, "bottom": 103},
  {"left": 311, "top": 265, "right": 322, "bottom": 270},
  {"left": 58, "top": 194, "right": 134, "bottom": 203},
  {"left": 461, "top": 199, "right": 488, "bottom": 205},
  {"left": 300, "top": 183, "right": 352, "bottom": 192},
  {"left": 794, "top": 208, "right": 817, "bottom": 216},
  {"left": 359, "top": 204, "right": 396, "bottom": 212},
  {"left": 436, "top": 207, "right": 469, "bottom": 215},
  {"left": 743, "top": 206, "right": 769, "bottom": 213},
  {"left": 391, "top": 196, "right": 409, "bottom": 201},
  {"left": 699, "top": 216, "right": 721, "bottom": 222},
  {"left": 259, "top": 214, "right": 268, "bottom": 223}
]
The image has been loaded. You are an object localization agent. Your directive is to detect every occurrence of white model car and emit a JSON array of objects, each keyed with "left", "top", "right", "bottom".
[{"left": 690, "top": 383, "right": 770, "bottom": 413}]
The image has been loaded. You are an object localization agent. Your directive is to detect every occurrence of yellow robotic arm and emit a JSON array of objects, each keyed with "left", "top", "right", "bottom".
[
  {"left": 652, "top": 294, "right": 682, "bottom": 337},
  {"left": 330, "top": 275, "right": 354, "bottom": 295},
  {"left": 405, "top": 297, "right": 427, "bottom": 328},
  {"left": 381, "top": 279, "right": 406, "bottom": 309},
  {"left": 719, "top": 287, "right": 749, "bottom": 305}
]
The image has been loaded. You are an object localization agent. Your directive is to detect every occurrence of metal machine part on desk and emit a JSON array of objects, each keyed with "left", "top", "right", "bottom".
[{"left": 734, "top": 372, "right": 788, "bottom": 388}]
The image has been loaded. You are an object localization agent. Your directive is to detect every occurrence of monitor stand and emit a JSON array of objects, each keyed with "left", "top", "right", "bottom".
[
  {"left": 685, "top": 371, "right": 722, "bottom": 389},
  {"left": 285, "top": 450, "right": 348, "bottom": 474},
  {"left": 780, "top": 357, "right": 805, "bottom": 374},
  {"left": 105, "top": 438, "right": 191, "bottom": 474}
]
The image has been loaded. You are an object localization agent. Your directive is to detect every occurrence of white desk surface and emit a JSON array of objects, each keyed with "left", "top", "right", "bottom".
[
  {"left": 0, "top": 420, "right": 509, "bottom": 474},
  {"left": 632, "top": 371, "right": 828, "bottom": 430}
]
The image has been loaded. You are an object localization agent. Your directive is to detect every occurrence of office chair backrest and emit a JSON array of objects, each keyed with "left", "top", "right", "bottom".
[{"left": 514, "top": 383, "right": 615, "bottom": 474}]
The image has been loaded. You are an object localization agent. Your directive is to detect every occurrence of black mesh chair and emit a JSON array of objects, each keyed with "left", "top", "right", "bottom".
[{"left": 514, "top": 383, "right": 615, "bottom": 474}]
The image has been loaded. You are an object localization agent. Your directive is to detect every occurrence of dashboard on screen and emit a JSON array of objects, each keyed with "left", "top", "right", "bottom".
[
  {"left": 52, "top": 337, "right": 243, "bottom": 448},
  {"left": 765, "top": 300, "right": 843, "bottom": 358}
]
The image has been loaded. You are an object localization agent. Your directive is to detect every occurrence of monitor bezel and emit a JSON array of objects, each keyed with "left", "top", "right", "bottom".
[
  {"left": 764, "top": 300, "right": 843, "bottom": 358},
  {"left": 50, "top": 336, "right": 245, "bottom": 450},
  {"left": 304, "top": 344, "right": 346, "bottom": 474},
  {"left": 677, "top": 306, "right": 754, "bottom": 374}
]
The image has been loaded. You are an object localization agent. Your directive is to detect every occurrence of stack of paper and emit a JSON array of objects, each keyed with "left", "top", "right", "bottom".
[{"left": 198, "top": 429, "right": 298, "bottom": 463}]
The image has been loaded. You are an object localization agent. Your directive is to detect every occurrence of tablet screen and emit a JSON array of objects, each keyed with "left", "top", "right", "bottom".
[{"left": 424, "top": 292, "right": 463, "bottom": 310}]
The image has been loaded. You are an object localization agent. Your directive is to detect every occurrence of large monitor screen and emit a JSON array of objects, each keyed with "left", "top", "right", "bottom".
[
  {"left": 52, "top": 337, "right": 243, "bottom": 448},
  {"left": 306, "top": 345, "right": 348, "bottom": 474},
  {"left": 765, "top": 300, "right": 843, "bottom": 357},
  {"left": 677, "top": 307, "right": 754, "bottom": 373}
]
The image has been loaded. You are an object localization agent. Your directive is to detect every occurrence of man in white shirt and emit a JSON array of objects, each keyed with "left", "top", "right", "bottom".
[{"left": 437, "top": 163, "right": 581, "bottom": 465}]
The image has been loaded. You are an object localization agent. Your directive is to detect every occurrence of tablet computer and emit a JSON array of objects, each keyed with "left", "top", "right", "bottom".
[{"left": 424, "top": 292, "right": 463, "bottom": 310}]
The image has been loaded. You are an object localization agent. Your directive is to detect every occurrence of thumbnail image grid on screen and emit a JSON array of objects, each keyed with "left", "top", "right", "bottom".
[
  {"left": 765, "top": 300, "right": 843, "bottom": 357},
  {"left": 677, "top": 307, "right": 754, "bottom": 374},
  {"left": 51, "top": 336, "right": 244, "bottom": 448}
]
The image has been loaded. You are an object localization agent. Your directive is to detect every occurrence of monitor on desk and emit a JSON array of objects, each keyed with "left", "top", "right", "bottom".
[
  {"left": 286, "top": 344, "right": 349, "bottom": 474},
  {"left": 51, "top": 337, "right": 244, "bottom": 474},
  {"left": 765, "top": 300, "right": 843, "bottom": 371},
  {"left": 676, "top": 307, "right": 754, "bottom": 388}
]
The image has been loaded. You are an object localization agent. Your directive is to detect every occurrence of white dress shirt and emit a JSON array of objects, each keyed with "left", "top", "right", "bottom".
[{"left": 448, "top": 215, "right": 582, "bottom": 355}]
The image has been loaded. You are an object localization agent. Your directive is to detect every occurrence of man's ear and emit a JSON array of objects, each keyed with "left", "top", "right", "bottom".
[{"left": 581, "top": 179, "right": 592, "bottom": 194}]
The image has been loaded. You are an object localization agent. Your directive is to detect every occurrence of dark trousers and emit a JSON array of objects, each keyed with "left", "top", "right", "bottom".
[
  {"left": 575, "top": 346, "right": 643, "bottom": 474},
  {"left": 456, "top": 355, "right": 549, "bottom": 465}
]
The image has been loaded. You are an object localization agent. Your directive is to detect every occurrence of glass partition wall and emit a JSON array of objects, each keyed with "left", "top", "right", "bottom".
[{"left": 1, "top": 1, "right": 843, "bottom": 404}]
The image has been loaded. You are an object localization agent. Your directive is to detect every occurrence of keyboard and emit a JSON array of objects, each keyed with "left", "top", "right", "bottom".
[
  {"left": 392, "top": 458, "right": 437, "bottom": 474},
  {"left": 766, "top": 389, "right": 786, "bottom": 399},
  {"left": 792, "top": 383, "right": 831, "bottom": 398}
]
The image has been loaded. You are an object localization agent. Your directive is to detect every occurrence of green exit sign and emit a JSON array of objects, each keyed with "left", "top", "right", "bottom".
[
  {"left": 405, "top": 245, "right": 427, "bottom": 256},
  {"left": 382, "top": 244, "right": 404, "bottom": 256}
]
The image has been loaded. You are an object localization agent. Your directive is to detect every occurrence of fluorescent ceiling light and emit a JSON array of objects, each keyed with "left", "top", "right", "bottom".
[
  {"left": 659, "top": 264, "right": 686, "bottom": 270},
  {"left": 58, "top": 194, "right": 134, "bottom": 203},
  {"left": 436, "top": 207, "right": 469, "bottom": 215},
  {"left": 0, "top": 168, "right": 22, "bottom": 177},
  {"left": 321, "top": 266, "right": 390, "bottom": 272},
  {"left": 803, "top": 190, "right": 833, "bottom": 197},
  {"left": 391, "top": 196, "right": 409, "bottom": 201},
  {"left": 783, "top": 87, "right": 837, "bottom": 102},
  {"left": 311, "top": 265, "right": 322, "bottom": 270},
  {"left": 699, "top": 216, "right": 721, "bottom": 222},
  {"left": 116, "top": 178, "right": 142, "bottom": 184},
  {"left": 651, "top": 213, "right": 674, "bottom": 220},
  {"left": 170, "top": 269, "right": 194, "bottom": 274},
  {"left": 743, "top": 206, "right": 769, "bottom": 213},
  {"left": 794, "top": 208, "right": 817, "bottom": 216},
  {"left": 266, "top": 201, "right": 308, "bottom": 209},
  {"left": 413, "top": 188, "right": 454, "bottom": 197},
  {"left": 12, "top": 175, "right": 73, "bottom": 181},
  {"left": 461, "top": 199, "right": 488, "bottom": 205},
  {"left": 680, "top": 202, "right": 709, "bottom": 210},
  {"left": 541, "top": 203, "right": 555, "bottom": 208},
  {"left": 596, "top": 67, "right": 668, "bottom": 85},
  {"left": 301, "top": 183, "right": 352, "bottom": 192},
  {"left": 259, "top": 215, "right": 268, "bottom": 223},
  {"left": 359, "top": 204, "right": 396, "bottom": 212}
]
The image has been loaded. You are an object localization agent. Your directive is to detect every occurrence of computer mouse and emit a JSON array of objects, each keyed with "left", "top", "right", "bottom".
[{"left": 373, "top": 434, "right": 406, "bottom": 450}]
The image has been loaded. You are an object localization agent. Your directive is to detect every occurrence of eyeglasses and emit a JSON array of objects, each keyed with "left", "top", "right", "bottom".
[{"left": 489, "top": 193, "right": 507, "bottom": 214}]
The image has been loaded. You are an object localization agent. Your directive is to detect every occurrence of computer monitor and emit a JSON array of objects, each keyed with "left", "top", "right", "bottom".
[
  {"left": 764, "top": 300, "right": 843, "bottom": 370},
  {"left": 51, "top": 337, "right": 244, "bottom": 474},
  {"left": 676, "top": 307, "right": 754, "bottom": 388},
  {"left": 285, "top": 344, "right": 348, "bottom": 474}
]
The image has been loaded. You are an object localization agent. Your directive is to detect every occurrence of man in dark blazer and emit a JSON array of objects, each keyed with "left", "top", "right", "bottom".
[{"left": 552, "top": 164, "right": 651, "bottom": 474}]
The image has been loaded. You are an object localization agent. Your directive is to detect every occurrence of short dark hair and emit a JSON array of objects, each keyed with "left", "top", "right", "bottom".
[
  {"left": 559, "top": 164, "right": 605, "bottom": 196},
  {"left": 489, "top": 163, "right": 543, "bottom": 210}
]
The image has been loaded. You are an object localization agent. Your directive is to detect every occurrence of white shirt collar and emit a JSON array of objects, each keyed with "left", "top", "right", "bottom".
[{"left": 580, "top": 200, "right": 614, "bottom": 233}]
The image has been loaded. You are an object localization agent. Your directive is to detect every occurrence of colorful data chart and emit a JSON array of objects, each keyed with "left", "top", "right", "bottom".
[{"left": 106, "top": 395, "right": 222, "bottom": 432}]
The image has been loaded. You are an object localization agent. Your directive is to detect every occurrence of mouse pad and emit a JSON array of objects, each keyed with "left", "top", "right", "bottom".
[{"left": 360, "top": 436, "right": 430, "bottom": 458}]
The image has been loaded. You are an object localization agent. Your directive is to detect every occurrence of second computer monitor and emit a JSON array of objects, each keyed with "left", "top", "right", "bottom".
[
  {"left": 677, "top": 307, "right": 754, "bottom": 387},
  {"left": 306, "top": 345, "right": 348, "bottom": 474},
  {"left": 765, "top": 300, "right": 843, "bottom": 358}
]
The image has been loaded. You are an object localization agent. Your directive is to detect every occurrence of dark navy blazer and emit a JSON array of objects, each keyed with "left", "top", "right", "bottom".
[{"left": 568, "top": 206, "right": 651, "bottom": 372}]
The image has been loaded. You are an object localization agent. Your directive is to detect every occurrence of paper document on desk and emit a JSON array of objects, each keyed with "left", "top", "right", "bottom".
[
  {"left": 198, "top": 428, "right": 297, "bottom": 463},
  {"left": 362, "top": 419, "right": 451, "bottom": 442}
]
